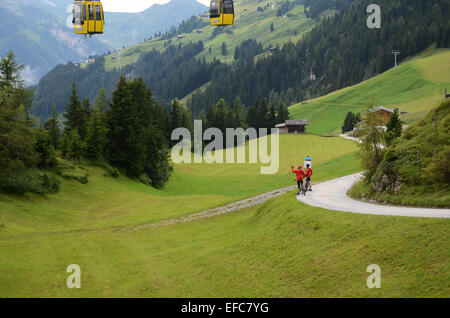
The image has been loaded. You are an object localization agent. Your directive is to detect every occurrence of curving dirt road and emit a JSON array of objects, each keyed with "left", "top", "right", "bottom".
[{"left": 296, "top": 173, "right": 450, "bottom": 218}]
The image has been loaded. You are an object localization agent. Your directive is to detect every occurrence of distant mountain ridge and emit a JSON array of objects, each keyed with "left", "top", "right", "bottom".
[
  {"left": 103, "top": 0, "right": 208, "bottom": 48},
  {"left": 0, "top": 0, "right": 108, "bottom": 85},
  {"left": 0, "top": 0, "right": 207, "bottom": 84}
]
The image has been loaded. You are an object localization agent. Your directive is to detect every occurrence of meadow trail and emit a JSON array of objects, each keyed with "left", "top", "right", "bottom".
[
  {"left": 0, "top": 185, "right": 296, "bottom": 241},
  {"left": 128, "top": 185, "right": 297, "bottom": 232},
  {"left": 4, "top": 171, "right": 449, "bottom": 243},
  {"left": 297, "top": 173, "right": 450, "bottom": 218}
]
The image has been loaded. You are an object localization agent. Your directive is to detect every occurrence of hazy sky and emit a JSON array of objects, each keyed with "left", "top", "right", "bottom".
[{"left": 101, "top": 0, "right": 210, "bottom": 12}]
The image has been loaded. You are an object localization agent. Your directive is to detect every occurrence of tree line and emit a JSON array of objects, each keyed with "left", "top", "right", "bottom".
[
  {"left": 188, "top": 0, "right": 449, "bottom": 114},
  {"left": 51, "top": 77, "right": 174, "bottom": 189},
  {"left": 32, "top": 0, "right": 449, "bottom": 128},
  {"left": 0, "top": 52, "right": 60, "bottom": 194},
  {"left": 31, "top": 0, "right": 366, "bottom": 121},
  {"left": 0, "top": 52, "right": 181, "bottom": 193}
]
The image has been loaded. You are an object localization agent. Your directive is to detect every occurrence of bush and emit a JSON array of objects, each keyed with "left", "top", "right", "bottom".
[
  {"left": 359, "top": 99, "right": 450, "bottom": 207},
  {"left": 0, "top": 169, "right": 60, "bottom": 194},
  {"left": 424, "top": 145, "right": 450, "bottom": 185},
  {"left": 61, "top": 172, "right": 88, "bottom": 184}
]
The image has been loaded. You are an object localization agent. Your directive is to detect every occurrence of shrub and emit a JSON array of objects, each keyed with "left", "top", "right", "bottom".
[{"left": 0, "top": 169, "right": 60, "bottom": 194}]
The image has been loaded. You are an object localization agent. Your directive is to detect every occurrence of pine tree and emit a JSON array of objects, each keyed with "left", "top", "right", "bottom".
[
  {"left": 231, "top": 97, "right": 244, "bottom": 127},
  {"left": 206, "top": 104, "right": 216, "bottom": 129},
  {"left": 35, "top": 125, "right": 56, "bottom": 169},
  {"left": 105, "top": 76, "right": 134, "bottom": 171},
  {"left": 63, "top": 129, "right": 83, "bottom": 160},
  {"left": 257, "top": 98, "right": 269, "bottom": 129},
  {"left": 342, "top": 111, "right": 361, "bottom": 133},
  {"left": 80, "top": 98, "right": 92, "bottom": 140},
  {"left": 214, "top": 98, "right": 228, "bottom": 131},
  {"left": 0, "top": 51, "right": 37, "bottom": 177},
  {"left": 94, "top": 88, "right": 108, "bottom": 117},
  {"left": 44, "top": 105, "right": 60, "bottom": 150},
  {"left": 268, "top": 102, "right": 277, "bottom": 129},
  {"left": 63, "top": 83, "right": 84, "bottom": 137},
  {"left": 170, "top": 99, "right": 184, "bottom": 132},
  {"left": 104, "top": 76, "right": 172, "bottom": 188},
  {"left": 143, "top": 124, "right": 173, "bottom": 189},
  {"left": 342, "top": 112, "right": 354, "bottom": 133},
  {"left": 385, "top": 108, "right": 403, "bottom": 146},
  {"left": 276, "top": 102, "right": 289, "bottom": 123},
  {"left": 84, "top": 108, "right": 108, "bottom": 161},
  {"left": 246, "top": 101, "right": 259, "bottom": 129},
  {"left": 0, "top": 51, "right": 24, "bottom": 92}
]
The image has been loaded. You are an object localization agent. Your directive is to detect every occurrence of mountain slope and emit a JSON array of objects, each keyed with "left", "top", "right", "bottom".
[
  {"left": 32, "top": 0, "right": 320, "bottom": 117},
  {"left": 289, "top": 48, "right": 450, "bottom": 135},
  {"left": 104, "top": 0, "right": 318, "bottom": 71},
  {"left": 184, "top": 0, "right": 449, "bottom": 118},
  {"left": 102, "top": 0, "right": 208, "bottom": 49},
  {"left": 0, "top": 0, "right": 208, "bottom": 85},
  {"left": 0, "top": 0, "right": 108, "bottom": 85}
]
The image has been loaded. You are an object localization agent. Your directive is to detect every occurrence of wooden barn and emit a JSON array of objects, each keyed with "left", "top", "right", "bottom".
[
  {"left": 370, "top": 106, "right": 395, "bottom": 124},
  {"left": 275, "top": 120, "right": 309, "bottom": 134}
]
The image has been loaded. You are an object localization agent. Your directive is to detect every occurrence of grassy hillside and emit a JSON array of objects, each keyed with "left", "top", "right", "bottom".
[
  {"left": 289, "top": 48, "right": 450, "bottom": 135},
  {"left": 0, "top": 134, "right": 359, "bottom": 236},
  {"left": 350, "top": 99, "right": 450, "bottom": 208},
  {"left": 1, "top": 177, "right": 448, "bottom": 297},
  {"left": 104, "top": 0, "right": 317, "bottom": 71}
]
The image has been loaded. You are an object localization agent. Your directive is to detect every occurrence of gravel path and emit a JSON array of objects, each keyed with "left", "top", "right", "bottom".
[
  {"left": 128, "top": 185, "right": 297, "bottom": 231},
  {"left": 296, "top": 173, "right": 450, "bottom": 218}
]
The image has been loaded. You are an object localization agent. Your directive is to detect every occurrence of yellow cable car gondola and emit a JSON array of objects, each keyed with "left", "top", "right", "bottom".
[
  {"left": 72, "top": 0, "right": 104, "bottom": 36},
  {"left": 210, "top": 0, "right": 234, "bottom": 26}
]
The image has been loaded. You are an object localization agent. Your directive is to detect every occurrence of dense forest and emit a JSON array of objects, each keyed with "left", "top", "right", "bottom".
[
  {"left": 32, "top": 41, "right": 215, "bottom": 119},
  {"left": 31, "top": 0, "right": 360, "bottom": 119},
  {"left": 0, "top": 52, "right": 178, "bottom": 193},
  {"left": 32, "top": 0, "right": 449, "bottom": 121},
  {"left": 1, "top": 48, "right": 290, "bottom": 195},
  {"left": 302, "top": 0, "right": 359, "bottom": 19},
  {"left": 188, "top": 0, "right": 450, "bottom": 113}
]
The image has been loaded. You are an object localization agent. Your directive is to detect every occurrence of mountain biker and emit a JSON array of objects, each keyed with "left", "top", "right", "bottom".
[
  {"left": 305, "top": 164, "right": 313, "bottom": 192},
  {"left": 292, "top": 165, "right": 305, "bottom": 195}
]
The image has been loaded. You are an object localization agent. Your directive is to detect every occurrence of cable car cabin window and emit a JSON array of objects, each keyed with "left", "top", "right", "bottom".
[
  {"left": 95, "top": 5, "right": 101, "bottom": 20},
  {"left": 223, "top": 0, "right": 234, "bottom": 14},
  {"left": 82, "top": 3, "right": 86, "bottom": 21},
  {"left": 89, "top": 5, "right": 94, "bottom": 20},
  {"left": 73, "top": 3, "right": 82, "bottom": 24},
  {"left": 210, "top": 0, "right": 220, "bottom": 18}
]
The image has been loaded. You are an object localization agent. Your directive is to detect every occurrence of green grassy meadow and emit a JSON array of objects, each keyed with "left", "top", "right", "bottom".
[
  {"left": 0, "top": 134, "right": 359, "bottom": 238},
  {"left": 289, "top": 49, "right": 450, "bottom": 135},
  {"left": 1, "top": 110, "right": 449, "bottom": 297},
  {"left": 1, "top": 185, "right": 448, "bottom": 297}
]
